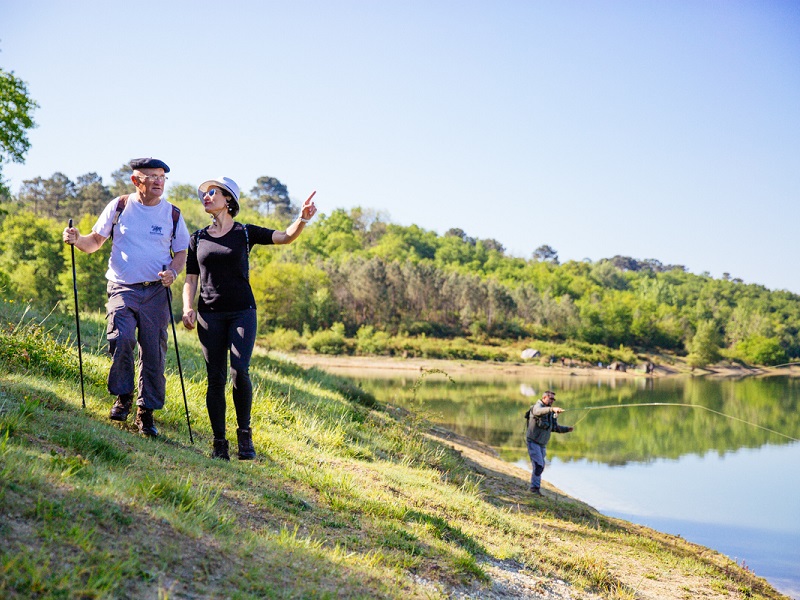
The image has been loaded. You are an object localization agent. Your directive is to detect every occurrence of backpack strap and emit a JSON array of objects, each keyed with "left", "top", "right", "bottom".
[
  {"left": 171, "top": 204, "right": 181, "bottom": 241},
  {"left": 109, "top": 194, "right": 129, "bottom": 240},
  {"left": 192, "top": 228, "right": 202, "bottom": 251},
  {"left": 169, "top": 204, "right": 181, "bottom": 258},
  {"left": 242, "top": 223, "right": 250, "bottom": 278}
]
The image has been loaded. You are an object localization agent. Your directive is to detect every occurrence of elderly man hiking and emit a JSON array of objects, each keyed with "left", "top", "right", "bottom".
[
  {"left": 63, "top": 157, "right": 190, "bottom": 437},
  {"left": 525, "top": 390, "right": 574, "bottom": 496}
]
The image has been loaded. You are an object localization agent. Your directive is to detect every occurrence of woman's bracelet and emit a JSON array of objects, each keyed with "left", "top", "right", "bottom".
[{"left": 299, "top": 217, "right": 311, "bottom": 223}]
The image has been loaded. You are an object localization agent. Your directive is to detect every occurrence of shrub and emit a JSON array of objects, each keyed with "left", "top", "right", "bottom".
[
  {"left": 403, "top": 320, "right": 461, "bottom": 338},
  {"left": 307, "top": 323, "right": 347, "bottom": 355},
  {"left": 733, "top": 336, "right": 787, "bottom": 366},
  {"left": 264, "top": 327, "right": 304, "bottom": 352},
  {"left": 355, "top": 325, "right": 391, "bottom": 355}
]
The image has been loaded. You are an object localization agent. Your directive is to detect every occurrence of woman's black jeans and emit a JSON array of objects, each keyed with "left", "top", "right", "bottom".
[{"left": 197, "top": 309, "right": 257, "bottom": 439}]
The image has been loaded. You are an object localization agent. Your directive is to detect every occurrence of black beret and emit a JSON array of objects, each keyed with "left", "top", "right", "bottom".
[{"left": 129, "top": 157, "right": 170, "bottom": 173}]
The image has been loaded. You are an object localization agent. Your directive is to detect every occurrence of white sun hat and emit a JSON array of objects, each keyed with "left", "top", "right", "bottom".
[{"left": 197, "top": 176, "right": 240, "bottom": 216}]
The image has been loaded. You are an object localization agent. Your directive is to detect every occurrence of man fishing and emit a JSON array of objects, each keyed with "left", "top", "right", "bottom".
[{"left": 525, "top": 390, "right": 574, "bottom": 497}]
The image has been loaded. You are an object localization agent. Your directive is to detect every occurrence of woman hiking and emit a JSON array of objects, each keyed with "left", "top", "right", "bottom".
[{"left": 181, "top": 176, "right": 317, "bottom": 460}]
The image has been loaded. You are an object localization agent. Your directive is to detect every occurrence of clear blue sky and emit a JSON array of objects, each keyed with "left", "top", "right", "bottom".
[{"left": 3, "top": 1, "right": 799, "bottom": 292}]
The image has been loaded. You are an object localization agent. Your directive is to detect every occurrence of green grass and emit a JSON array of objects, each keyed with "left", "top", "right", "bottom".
[{"left": 0, "top": 301, "right": 788, "bottom": 599}]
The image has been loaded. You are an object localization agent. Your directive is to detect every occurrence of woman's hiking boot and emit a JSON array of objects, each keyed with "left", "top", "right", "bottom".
[
  {"left": 135, "top": 407, "right": 158, "bottom": 437},
  {"left": 211, "top": 438, "right": 230, "bottom": 461},
  {"left": 236, "top": 428, "right": 256, "bottom": 460},
  {"left": 109, "top": 393, "right": 133, "bottom": 421}
]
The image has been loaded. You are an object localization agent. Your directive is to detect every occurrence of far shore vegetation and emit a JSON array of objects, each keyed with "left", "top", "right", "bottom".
[{"left": 3, "top": 170, "right": 799, "bottom": 373}]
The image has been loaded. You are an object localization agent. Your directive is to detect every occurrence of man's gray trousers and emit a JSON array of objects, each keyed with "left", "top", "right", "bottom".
[{"left": 106, "top": 281, "right": 169, "bottom": 410}]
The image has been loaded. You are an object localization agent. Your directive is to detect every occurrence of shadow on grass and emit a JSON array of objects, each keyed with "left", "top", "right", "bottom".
[
  {"left": 251, "top": 352, "right": 379, "bottom": 409},
  {"left": 404, "top": 510, "right": 484, "bottom": 556}
]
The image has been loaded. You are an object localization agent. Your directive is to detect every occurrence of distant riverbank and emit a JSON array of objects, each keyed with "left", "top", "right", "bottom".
[{"left": 281, "top": 351, "right": 800, "bottom": 379}]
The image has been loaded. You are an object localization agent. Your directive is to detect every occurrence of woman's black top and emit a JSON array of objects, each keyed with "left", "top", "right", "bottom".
[{"left": 186, "top": 222, "right": 275, "bottom": 312}]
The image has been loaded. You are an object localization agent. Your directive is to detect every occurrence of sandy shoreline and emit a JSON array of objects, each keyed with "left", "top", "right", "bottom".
[{"left": 280, "top": 351, "right": 800, "bottom": 379}]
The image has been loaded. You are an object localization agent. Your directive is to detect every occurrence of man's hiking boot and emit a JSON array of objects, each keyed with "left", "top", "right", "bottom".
[
  {"left": 135, "top": 407, "right": 158, "bottom": 437},
  {"left": 236, "top": 428, "right": 256, "bottom": 460},
  {"left": 530, "top": 487, "right": 544, "bottom": 497},
  {"left": 211, "top": 438, "right": 230, "bottom": 461},
  {"left": 109, "top": 393, "right": 133, "bottom": 422}
]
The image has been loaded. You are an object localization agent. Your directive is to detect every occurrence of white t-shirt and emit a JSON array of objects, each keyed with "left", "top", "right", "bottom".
[{"left": 93, "top": 193, "right": 190, "bottom": 284}]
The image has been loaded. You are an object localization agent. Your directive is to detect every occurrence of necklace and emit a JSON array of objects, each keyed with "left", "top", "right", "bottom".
[{"left": 210, "top": 209, "right": 226, "bottom": 226}]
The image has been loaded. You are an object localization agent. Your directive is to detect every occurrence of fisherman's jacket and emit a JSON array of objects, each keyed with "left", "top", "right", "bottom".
[{"left": 526, "top": 400, "right": 571, "bottom": 446}]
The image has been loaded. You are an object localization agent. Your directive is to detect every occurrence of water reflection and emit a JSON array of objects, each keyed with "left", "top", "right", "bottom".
[
  {"left": 353, "top": 374, "right": 800, "bottom": 465},
  {"left": 343, "top": 371, "right": 800, "bottom": 599}
]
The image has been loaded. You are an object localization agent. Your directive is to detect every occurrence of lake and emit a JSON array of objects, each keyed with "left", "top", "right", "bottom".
[{"left": 337, "top": 369, "right": 800, "bottom": 599}]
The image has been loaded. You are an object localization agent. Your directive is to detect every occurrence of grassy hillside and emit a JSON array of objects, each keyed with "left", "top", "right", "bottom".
[{"left": 0, "top": 301, "right": 787, "bottom": 599}]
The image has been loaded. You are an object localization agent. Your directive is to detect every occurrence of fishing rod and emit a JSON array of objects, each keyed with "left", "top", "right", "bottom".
[{"left": 564, "top": 402, "right": 800, "bottom": 443}]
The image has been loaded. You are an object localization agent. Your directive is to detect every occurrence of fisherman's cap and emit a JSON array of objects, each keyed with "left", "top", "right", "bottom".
[
  {"left": 544, "top": 390, "right": 556, "bottom": 398},
  {"left": 198, "top": 176, "right": 241, "bottom": 217},
  {"left": 129, "top": 157, "right": 170, "bottom": 173}
]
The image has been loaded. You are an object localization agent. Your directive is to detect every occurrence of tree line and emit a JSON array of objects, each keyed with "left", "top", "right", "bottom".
[{"left": 1, "top": 170, "right": 799, "bottom": 367}]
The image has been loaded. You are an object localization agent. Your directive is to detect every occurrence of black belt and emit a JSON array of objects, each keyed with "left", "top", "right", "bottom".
[{"left": 133, "top": 280, "right": 162, "bottom": 287}]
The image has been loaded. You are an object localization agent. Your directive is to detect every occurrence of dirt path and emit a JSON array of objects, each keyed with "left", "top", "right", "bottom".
[
  {"left": 288, "top": 353, "right": 646, "bottom": 379},
  {"left": 284, "top": 351, "right": 800, "bottom": 380}
]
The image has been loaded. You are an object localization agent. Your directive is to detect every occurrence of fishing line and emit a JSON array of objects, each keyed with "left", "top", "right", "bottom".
[{"left": 563, "top": 403, "right": 799, "bottom": 443}]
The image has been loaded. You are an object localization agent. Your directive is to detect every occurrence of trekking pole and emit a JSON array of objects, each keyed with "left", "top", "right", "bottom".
[
  {"left": 68, "top": 219, "right": 86, "bottom": 409},
  {"left": 164, "top": 265, "right": 193, "bottom": 444}
]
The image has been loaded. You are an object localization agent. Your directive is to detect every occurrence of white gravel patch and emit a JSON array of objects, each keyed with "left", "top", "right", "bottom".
[{"left": 410, "top": 558, "right": 603, "bottom": 599}]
